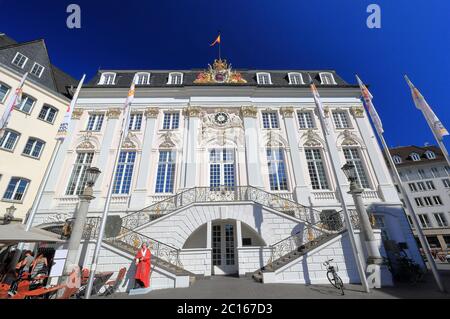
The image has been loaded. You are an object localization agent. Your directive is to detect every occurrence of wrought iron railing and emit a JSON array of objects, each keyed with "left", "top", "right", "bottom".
[{"left": 121, "top": 186, "right": 326, "bottom": 231}]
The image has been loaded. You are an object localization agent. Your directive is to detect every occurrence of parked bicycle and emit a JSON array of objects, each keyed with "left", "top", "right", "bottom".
[{"left": 323, "top": 259, "right": 344, "bottom": 295}]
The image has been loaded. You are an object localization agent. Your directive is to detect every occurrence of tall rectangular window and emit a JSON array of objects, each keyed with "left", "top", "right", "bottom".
[
  {"left": 305, "top": 149, "right": 329, "bottom": 190},
  {"left": 22, "top": 138, "right": 45, "bottom": 158},
  {"left": 3, "top": 177, "right": 29, "bottom": 202},
  {"left": 162, "top": 112, "right": 179, "bottom": 130},
  {"left": 442, "top": 179, "right": 450, "bottom": 188},
  {"left": 408, "top": 183, "right": 417, "bottom": 192},
  {"left": 343, "top": 148, "right": 370, "bottom": 188},
  {"left": 425, "top": 180, "right": 435, "bottom": 190},
  {"left": 433, "top": 213, "right": 448, "bottom": 227},
  {"left": 297, "top": 111, "right": 315, "bottom": 129},
  {"left": 262, "top": 112, "right": 279, "bottom": 129},
  {"left": 0, "top": 82, "right": 11, "bottom": 103},
  {"left": 16, "top": 94, "right": 35, "bottom": 114},
  {"left": 209, "top": 149, "right": 235, "bottom": 190},
  {"left": 433, "top": 196, "right": 443, "bottom": 205},
  {"left": 0, "top": 130, "right": 20, "bottom": 151},
  {"left": 113, "top": 151, "right": 136, "bottom": 194},
  {"left": 415, "top": 197, "right": 424, "bottom": 207},
  {"left": 423, "top": 196, "right": 433, "bottom": 206},
  {"left": 266, "top": 148, "right": 288, "bottom": 191},
  {"left": 66, "top": 152, "right": 94, "bottom": 195},
  {"left": 418, "top": 214, "right": 431, "bottom": 228},
  {"left": 128, "top": 113, "right": 143, "bottom": 131},
  {"left": 332, "top": 111, "right": 350, "bottom": 129},
  {"left": 417, "top": 182, "right": 426, "bottom": 191},
  {"left": 155, "top": 151, "right": 176, "bottom": 193},
  {"left": 38, "top": 105, "right": 58, "bottom": 123},
  {"left": 86, "top": 114, "right": 104, "bottom": 131}
]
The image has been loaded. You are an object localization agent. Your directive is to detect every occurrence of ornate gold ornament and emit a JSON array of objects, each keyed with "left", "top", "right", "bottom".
[
  {"left": 194, "top": 59, "right": 247, "bottom": 84},
  {"left": 323, "top": 106, "right": 330, "bottom": 117},
  {"left": 350, "top": 106, "right": 365, "bottom": 118},
  {"left": 280, "top": 107, "right": 294, "bottom": 118},
  {"left": 240, "top": 106, "right": 257, "bottom": 118},
  {"left": 145, "top": 107, "right": 159, "bottom": 118},
  {"left": 71, "top": 108, "right": 84, "bottom": 119},
  {"left": 183, "top": 105, "right": 202, "bottom": 117},
  {"left": 107, "top": 108, "right": 121, "bottom": 119}
]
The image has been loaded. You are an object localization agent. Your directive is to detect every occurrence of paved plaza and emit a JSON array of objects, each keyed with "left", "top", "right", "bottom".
[{"left": 104, "top": 264, "right": 450, "bottom": 299}]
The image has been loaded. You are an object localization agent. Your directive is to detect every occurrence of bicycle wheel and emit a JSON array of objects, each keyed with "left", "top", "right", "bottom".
[{"left": 327, "top": 271, "right": 343, "bottom": 289}]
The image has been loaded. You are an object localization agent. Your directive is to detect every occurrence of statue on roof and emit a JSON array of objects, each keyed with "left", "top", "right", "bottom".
[{"left": 194, "top": 59, "right": 247, "bottom": 84}]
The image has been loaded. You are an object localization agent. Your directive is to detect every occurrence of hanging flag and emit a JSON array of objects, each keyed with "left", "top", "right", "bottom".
[
  {"left": 0, "top": 72, "right": 28, "bottom": 131},
  {"left": 355, "top": 75, "right": 384, "bottom": 135},
  {"left": 310, "top": 83, "right": 330, "bottom": 135},
  {"left": 210, "top": 34, "right": 221, "bottom": 47},
  {"left": 122, "top": 76, "right": 137, "bottom": 139},
  {"left": 405, "top": 75, "right": 449, "bottom": 140},
  {"left": 56, "top": 74, "right": 86, "bottom": 141}
]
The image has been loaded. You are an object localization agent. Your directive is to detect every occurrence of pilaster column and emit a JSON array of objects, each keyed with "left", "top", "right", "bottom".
[
  {"left": 181, "top": 106, "right": 201, "bottom": 189},
  {"left": 241, "top": 106, "right": 264, "bottom": 188},
  {"left": 280, "top": 107, "right": 310, "bottom": 205},
  {"left": 40, "top": 108, "right": 83, "bottom": 210},
  {"left": 129, "top": 108, "right": 159, "bottom": 209},
  {"left": 350, "top": 106, "right": 398, "bottom": 202},
  {"left": 92, "top": 108, "right": 121, "bottom": 206}
]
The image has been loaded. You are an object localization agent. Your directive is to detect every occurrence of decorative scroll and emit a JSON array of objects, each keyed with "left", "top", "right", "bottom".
[{"left": 194, "top": 59, "right": 247, "bottom": 84}]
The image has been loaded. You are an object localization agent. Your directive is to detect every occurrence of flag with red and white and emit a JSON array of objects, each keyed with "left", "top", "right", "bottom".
[
  {"left": 356, "top": 75, "right": 384, "bottom": 135},
  {"left": 0, "top": 72, "right": 28, "bottom": 132},
  {"left": 122, "top": 76, "right": 136, "bottom": 139},
  {"left": 310, "top": 83, "right": 330, "bottom": 135}
]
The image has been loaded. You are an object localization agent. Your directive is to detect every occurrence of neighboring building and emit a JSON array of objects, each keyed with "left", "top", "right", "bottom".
[
  {"left": 388, "top": 145, "right": 450, "bottom": 251},
  {"left": 0, "top": 33, "right": 77, "bottom": 222},
  {"left": 31, "top": 59, "right": 420, "bottom": 291}
]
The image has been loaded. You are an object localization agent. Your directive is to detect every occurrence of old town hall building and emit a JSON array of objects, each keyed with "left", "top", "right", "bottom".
[{"left": 31, "top": 59, "right": 422, "bottom": 291}]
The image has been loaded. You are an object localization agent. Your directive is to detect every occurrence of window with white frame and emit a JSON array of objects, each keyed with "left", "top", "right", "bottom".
[
  {"left": 410, "top": 153, "right": 421, "bottom": 161},
  {"left": 332, "top": 110, "right": 350, "bottom": 129},
  {"left": 425, "top": 151, "right": 436, "bottom": 160},
  {"left": 433, "top": 213, "right": 448, "bottom": 227},
  {"left": 297, "top": 111, "right": 315, "bottom": 129},
  {"left": 415, "top": 197, "right": 424, "bottom": 207},
  {"left": 408, "top": 183, "right": 418, "bottom": 192},
  {"left": 418, "top": 214, "right": 431, "bottom": 228},
  {"left": 3, "top": 177, "right": 29, "bottom": 202},
  {"left": 113, "top": 151, "right": 136, "bottom": 194},
  {"left": 22, "top": 138, "right": 45, "bottom": 159},
  {"left": 12, "top": 52, "right": 28, "bottom": 68},
  {"left": 431, "top": 167, "right": 439, "bottom": 177},
  {"left": 319, "top": 72, "right": 336, "bottom": 85},
  {"left": 343, "top": 148, "right": 370, "bottom": 188},
  {"left": 426, "top": 180, "right": 435, "bottom": 190},
  {"left": 99, "top": 72, "right": 116, "bottom": 85},
  {"left": 266, "top": 148, "right": 288, "bottom": 191},
  {"left": 424, "top": 196, "right": 433, "bottom": 206},
  {"left": 155, "top": 151, "right": 176, "bottom": 193},
  {"left": 417, "top": 182, "right": 426, "bottom": 191},
  {"left": 135, "top": 72, "right": 150, "bottom": 85},
  {"left": 257, "top": 72, "right": 272, "bottom": 85},
  {"left": 168, "top": 72, "right": 183, "bottom": 85},
  {"left": 305, "top": 149, "right": 329, "bottom": 190},
  {"left": 128, "top": 113, "right": 143, "bottom": 131},
  {"left": 162, "top": 112, "right": 180, "bottom": 130},
  {"left": 86, "top": 114, "right": 105, "bottom": 131},
  {"left": 30, "top": 62, "right": 45, "bottom": 78},
  {"left": 288, "top": 73, "right": 303, "bottom": 85},
  {"left": 66, "top": 152, "right": 94, "bottom": 195},
  {"left": 15, "top": 94, "right": 36, "bottom": 114},
  {"left": 0, "top": 82, "right": 11, "bottom": 103},
  {"left": 393, "top": 155, "right": 402, "bottom": 164},
  {"left": 209, "top": 149, "right": 235, "bottom": 191},
  {"left": 38, "top": 104, "right": 58, "bottom": 123},
  {"left": 433, "top": 196, "right": 443, "bottom": 205},
  {"left": 0, "top": 129, "right": 20, "bottom": 151},
  {"left": 261, "top": 111, "right": 279, "bottom": 129},
  {"left": 442, "top": 178, "right": 450, "bottom": 188}
]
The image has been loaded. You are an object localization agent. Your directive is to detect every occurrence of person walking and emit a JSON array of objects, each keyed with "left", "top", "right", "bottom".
[{"left": 134, "top": 243, "right": 151, "bottom": 289}]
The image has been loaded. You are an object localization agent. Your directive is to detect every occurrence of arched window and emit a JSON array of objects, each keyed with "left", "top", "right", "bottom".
[
  {"left": 319, "top": 72, "right": 336, "bottom": 85},
  {"left": 410, "top": 152, "right": 421, "bottom": 161},
  {"left": 209, "top": 149, "right": 235, "bottom": 191},
  {"left": 135, "top": 72, "right": 150, "bottom": 85},
  {"left": 66, "top": 152, "right": 94, "bottom": 195},
  {"left": 305, "top": 148, "right": 329, "bottom": 190},
  {"left": 257, "top": 72, "right": 272, "bottom": 85},
  {"left": 168, "top": 72, "right": 183, "bottom": 85},
  {"left": 425, "top": 151, "right": 436, "bottom": 160},
  {"left": 99, "top": 72, "right": 116, "bottom": 85},
  {"left": 392, "top": 155, "right": 402, "bottom": 164},
  {"left": 288, "top": 72, "right": 304, "bottom": 85}
]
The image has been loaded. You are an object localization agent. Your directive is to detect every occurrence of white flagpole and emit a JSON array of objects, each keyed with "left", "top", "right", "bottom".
[
  {"left": 0, "top": 72, "right": 28, "bottom": 135},
  {"left": 357, "top": 75, "right": 446, "bottom": 293},
  {"left": 310, "top": 84, "right": 370, "bottom": 293},
  {"left": 85, "top": 77, "right": 136, "bottom": 299}
]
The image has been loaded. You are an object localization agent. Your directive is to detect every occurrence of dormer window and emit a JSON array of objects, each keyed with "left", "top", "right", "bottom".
[
  {"left": 168, "top": 72, "right": 183, "bottom": 85},
  {"left": 319, "top": 72, "right": 336, "bottom": 85},
  {"left": 135, "top": 72, "right": 150, "bottom": 85},
  {"left": 30, "top": 62, "right": 45, "bottom": 78},
  {"left": 257, "top": 72, "right": 272, "bottom": 85},
  {"left": 425, "top": 151, "right": 436, "bottom": 160},
  {"left": 12, "top": 52, "right": 28, "bottom": 69},
  {"left": 410, "top": 152, "right": 421, "bottom": 161},
  {"left": 99, "top": 72, "right": 116, "bottom": 85},
  {"left": 288, "top": 73, "right": 304, "bottom": 85},
  {"left": 393, "top": 155, "right": 402, "bottom": 164}
]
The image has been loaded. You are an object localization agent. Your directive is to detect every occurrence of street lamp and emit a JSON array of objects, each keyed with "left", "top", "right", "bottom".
[
  {"left": 63, "top": 167, "right": 101, "bottom": 280},
  {"left": 3, "top": 205, "right": 17, "bottom": 224},
  {"left": 341, "top": 163, "right": 383, "bottom": 265}
]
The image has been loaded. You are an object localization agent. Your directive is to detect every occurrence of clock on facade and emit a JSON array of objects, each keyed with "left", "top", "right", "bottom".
[{"left": 214, "top": 112, "right": 229, "bottom": 125}]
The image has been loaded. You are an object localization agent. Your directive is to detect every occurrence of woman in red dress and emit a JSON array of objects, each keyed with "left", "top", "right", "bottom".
[{"left": 134, "top": 243, "right": 151, "bottom": 289}]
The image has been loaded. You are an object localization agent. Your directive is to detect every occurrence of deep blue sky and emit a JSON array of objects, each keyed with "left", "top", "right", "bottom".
[{"left": 1, "top": 0, "right": 449, "bottom": 150}]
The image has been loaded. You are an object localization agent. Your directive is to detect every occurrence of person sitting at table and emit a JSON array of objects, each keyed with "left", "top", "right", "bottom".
[
  {"left": 16, "top": 250, "right": 34, "bottom": 278},
  {"left": 29, "top": 252, "right": 48, "bottom": 290},
  {"left": 134, "top": 243, "right": 151, "bottom": 289}
]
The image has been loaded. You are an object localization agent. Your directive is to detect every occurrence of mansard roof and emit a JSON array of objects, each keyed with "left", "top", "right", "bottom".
[
  {"left": 0, "top": 33, "right": 78, "bottom": 98},
  {"left": 388, "top": 145, "right": 446, "bottom": 167}
]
